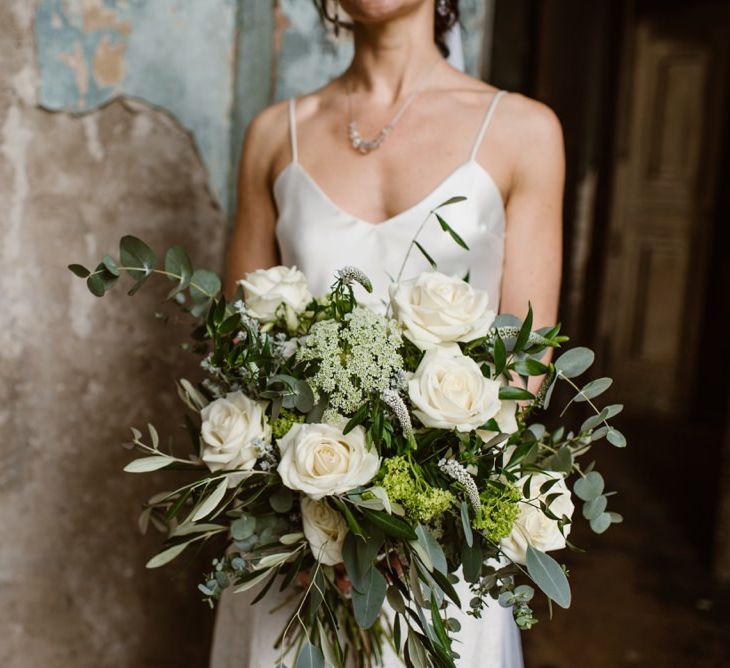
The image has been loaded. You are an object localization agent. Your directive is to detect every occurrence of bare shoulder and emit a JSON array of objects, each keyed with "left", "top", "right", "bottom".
[
  {"left": 500, "top": 92, "right": 564, "bottom": 157},
  {"left": 240, "top": 99, "right": 291, "bottom": 182}
]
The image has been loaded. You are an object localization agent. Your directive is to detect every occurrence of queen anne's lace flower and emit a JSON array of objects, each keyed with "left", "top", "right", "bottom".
[{"left": 296, "top": 307, "right": 403, "bottom": 414}]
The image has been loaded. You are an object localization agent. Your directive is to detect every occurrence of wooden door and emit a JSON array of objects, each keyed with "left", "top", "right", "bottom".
[{"left": 598, "top": 5, "right": 729, "bottom": 415}]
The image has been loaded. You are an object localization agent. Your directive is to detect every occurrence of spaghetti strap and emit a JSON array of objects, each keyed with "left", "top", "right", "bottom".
[
  {"left": 288, "top": 98, "right": 298, "bottom": 163},
  {"left": 469, "top": 90, "right": 508, "bottom": 161}
]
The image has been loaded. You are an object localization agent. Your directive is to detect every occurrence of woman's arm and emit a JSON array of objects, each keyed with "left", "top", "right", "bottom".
[
  {"left": 500, "top": 100, "right": 565, "bottom": 333},
  {"left": 498, "top": 99, "right": 564, "bottom": 395},
  {"left": 224, "top": 103, "right": 288, "bottom": 296}
]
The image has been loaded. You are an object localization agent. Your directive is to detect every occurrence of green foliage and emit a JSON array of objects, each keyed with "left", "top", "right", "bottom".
[
  {"left": 472, "top": 482, "right": 521, "bottom": 542},
  {"left": 380, "top": 456, "right": 455, "bottom": 522}
]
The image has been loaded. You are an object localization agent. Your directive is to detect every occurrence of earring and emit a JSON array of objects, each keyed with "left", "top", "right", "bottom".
[
  {"left": 333, "top": 1, "right": 341, "bottom": 37},
  {"left": 437, "top": 0, "right": 450, "bottom": 17}
]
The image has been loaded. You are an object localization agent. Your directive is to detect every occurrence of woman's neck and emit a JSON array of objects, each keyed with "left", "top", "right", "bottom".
[{"left": 346, "top": 7, "right": 443, "bottom": 104}]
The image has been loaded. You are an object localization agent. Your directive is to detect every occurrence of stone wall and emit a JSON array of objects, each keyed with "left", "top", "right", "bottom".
[{"left": 0, "top": 2, "right": 488, "bottom": 666}]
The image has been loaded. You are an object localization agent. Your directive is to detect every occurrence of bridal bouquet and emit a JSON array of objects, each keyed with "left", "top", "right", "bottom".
[{"left": 69, "top": 211, "right": 626, "bottom": 667}]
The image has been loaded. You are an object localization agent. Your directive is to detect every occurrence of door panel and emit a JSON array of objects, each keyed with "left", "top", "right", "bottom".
[{"left": 599, "top": 7, "right": 728, "bottom": 414}]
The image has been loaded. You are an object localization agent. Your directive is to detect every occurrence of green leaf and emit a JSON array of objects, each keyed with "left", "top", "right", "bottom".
[
  {"left": 351, "top": 567, "right": 387, "bottom": 629},
  {"left": 512, "top": 358, "right": 549, "bottom": 376},
  {"left": 493, "top": 335, "right": 506, "bottom": 375},
  {"left": 590, "top": 512, "right": 612, "bottom": 534},
  {"left": 574, "top": 377, "right": 613, "bottom": 402},
  {"left": 514, "top": 303, "right": 533, "bottom": 353},
  {"left": 573, "top": 471, "right": 604, "bottom": 501},
  {"left": 190, "top": 268, "right": 221, "bottom": 302},
  {"left": 387, "top": 586, "right": 406, "bottom": 614},
  {"left": 294, "top": 642, "right": 325, "bottom": 668},
  {"left": 123, "top": 455, "right": 173, "bottom": 473},
  {"left": 462, "top": 541, "right": 482, "bottom": 583},
  {"left": 191, "top": 476, "right": 228, "bottom": 521},
  {"left": 342, "top": 533, "right": 382, "bottom": 592},
  {"left": 499, "top": 386, "right": 534, "bottom": 401},
  {"left": 120, "top": 235, "right": 157, "bottom": 281},
  {"left": 269, "top": 487, "right": 294, "bottom": 513},
  {"left": 434, "top": 195, "right": 467, "bottom": 209},
  {"left": 415, "top": 524, "right": 447, "bottom": 574},
  {"left": 331, "top": 497, "right": 365, "bottom": 539},
  {"left": 68, "top": 263, "right": 90, "bottom": 278},
  {"left": 554, "top": 347, "right": 595, "bottom": 378},
  {"left": 231, "top": 516, "right": 256, "bottom": 540},
  {"left": 606, "top": 428, "right": 627, "bottom": 448},
  {"left": 414, "top": 241, "right": 437, "bottom": 270},
  {"left": 582, "top": 495, "right": 607, "bottom": 521},
  {"left": 460, "top": 501, "right": 473, "bottom": 548},
  {"left": 525, "top": 545, "right": 571, "bottom": 609},
  {"left": 429, "top": 568, "right": 462, "bottom": 609},
  {"left": 435, "top": 213, "right": 469, "bottom": 250},
  {"left": 102, "top": 255, "right": 120, "bottom": 276},
  {"left": 86, "top": 273, "right": 107, "bottom": 297},
  {"left": 164, "top": 245, "right": 193, "bottom": 286},
  {"left": 362, "top": 508, "right": 416, "bottom": 541},
  {"left": 146, "top": 541, "right": 190, "bottom": 569}
]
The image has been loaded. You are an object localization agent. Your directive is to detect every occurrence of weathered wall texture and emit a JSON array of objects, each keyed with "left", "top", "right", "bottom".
[
  {"left": 0, "top": 2, "right": 488, "bottom": 667},
  {"left": 1, "top": 3, "right": 225, "bottom": 667}
]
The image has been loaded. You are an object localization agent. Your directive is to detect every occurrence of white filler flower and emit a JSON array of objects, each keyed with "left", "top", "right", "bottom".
[
  {"left": 408, "top": 348, "right": 503, "bottom": 432},
  {"left": 200, "top": 391, "right": 271, "bottom": 477},
  {"left": 500, "top": 472, "right": 575, "bottom": 565},
  {"left": 389, "top": 271, "right": 495, "bottom": 350},
  {"left": 277, "top": 423, "right": 380, "bottom": 499},
  {"left": 238, "top": 265, "right": 312, "bottom": 324},
  {"left": 301, "top": 497, "right": 348, "bottom": 566}
]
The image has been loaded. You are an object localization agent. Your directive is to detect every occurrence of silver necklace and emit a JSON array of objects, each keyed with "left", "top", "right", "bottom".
[{"left": 346, "top": 61, "right": 441, "bottom": 155}]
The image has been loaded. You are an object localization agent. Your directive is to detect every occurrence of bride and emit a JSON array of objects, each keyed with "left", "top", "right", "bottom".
[{"left": 212, "top": 0, "right": 564, "bottom": 665}]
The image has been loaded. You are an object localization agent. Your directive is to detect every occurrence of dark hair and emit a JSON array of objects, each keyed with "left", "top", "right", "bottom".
[{"left": 314, "top": 1, "right": 460, "bottom": 57}]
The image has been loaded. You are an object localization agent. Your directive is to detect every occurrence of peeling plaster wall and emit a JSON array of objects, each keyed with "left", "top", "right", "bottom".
[
  {"left": 35, "top": 0, "right": 239, "bottom": 210},
  {"left": 34, "top": 1, "right": 488, "bottom": 217},
  {"left": 1, "top": 3, "right": 225, "bottom": 667}
]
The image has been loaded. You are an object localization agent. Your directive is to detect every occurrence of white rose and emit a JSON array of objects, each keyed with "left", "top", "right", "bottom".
[
  {"left": 500, "top": 472, "right": 575, "bottom": 565},
  {"left": 200, "top": 391, "right": 271, "bottom": 481},
  {"left": 408, "top": 348, "right": 503, "bottom": 432},
  {"left": 389, "top": 272, "right": 495, "bottom": 350},
  {"left": 476, "top": 399, "right": 519, "bottom": 446},
  {"left": 238, "top": 266, "right": 312, "bottom": 324},
  {"left": 301, "top": 497, "right": 348, "bottom": 566},
  {"left": 277, "top": 423, "right": 380, "bottom": 499}
]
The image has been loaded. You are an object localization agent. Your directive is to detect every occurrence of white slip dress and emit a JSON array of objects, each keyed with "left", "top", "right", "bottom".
[{"left": 209, "top": 91, "right": 524, "bottom": 668}]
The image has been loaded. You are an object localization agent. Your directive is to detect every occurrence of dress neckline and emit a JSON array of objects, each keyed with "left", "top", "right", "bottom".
[{"left": 273, "top": 159, "right": 506, "bottom": 228}]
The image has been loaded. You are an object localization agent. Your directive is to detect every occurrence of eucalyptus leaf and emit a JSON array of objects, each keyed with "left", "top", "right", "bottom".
[
  {"left": 575, "top": 377, "right": 613, "bottom": 402},
  {"left": 582, "top": 495, "right": 607, "bottom": 521},
  {"left": 590, "top": 512, "right": 612, "bottom": 534},
  {"left": 554, "top": 347, "right": 595, "bottom": 378},
  {"left": 525, "top": 545, "right": 571, "bottom": 609},
  {"left": 607, "top": 428, "right": 627, "bottom": 448},
  {"left": 352, "top": 567, "right": 387, "bottom": 629},
  {"left": 415, "top": 524, "right": 447, "bottom": 574},
  {"left": 68, "top": 263, "right": 90, "bottom": 278},
  {"left": 120, "top": 235, "right": 157, "bottom": 280},
  {"left": 164, "top": 245, "right": 193, "bottom": 287},
  {"left": 573, "top": 471, "right": 604, "bottom": 501},
  {"left": 460, "top": 501, "right": 473, "bottom": 548},
  {"left": 190, "top": 268, "right": 221, "bottom": 302}
]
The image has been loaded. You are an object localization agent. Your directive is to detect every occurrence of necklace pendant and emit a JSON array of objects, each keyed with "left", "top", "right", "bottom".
[{"left": 348, "top": 121, "right": 385, "bottom": 155}]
